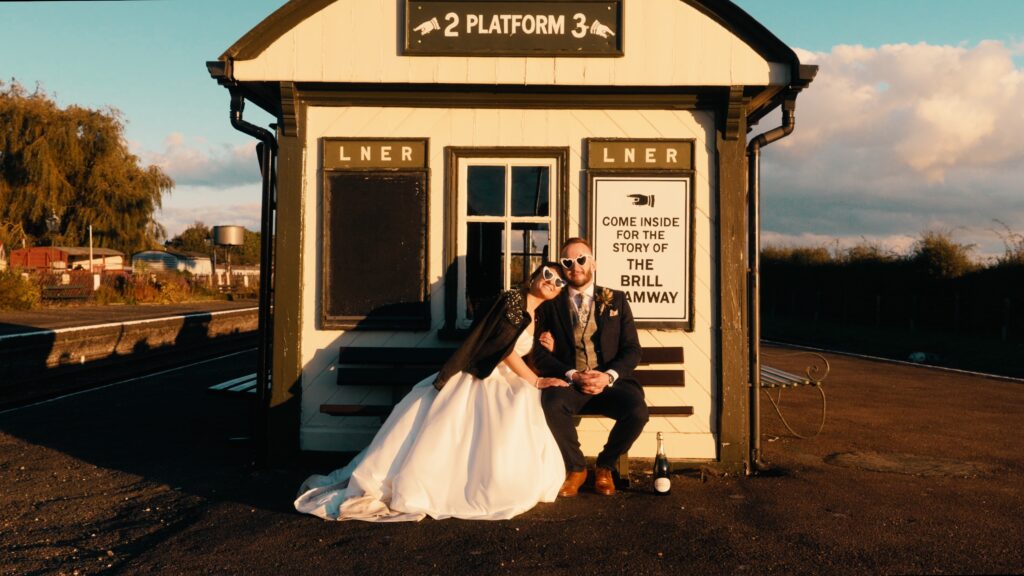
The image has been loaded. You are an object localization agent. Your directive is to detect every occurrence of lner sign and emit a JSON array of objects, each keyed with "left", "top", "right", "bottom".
[{"left": 404, "top": 1, "right": 623, "bottom": 56}]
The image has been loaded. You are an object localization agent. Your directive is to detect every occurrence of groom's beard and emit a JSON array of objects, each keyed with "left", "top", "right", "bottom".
[{"left": 567, "top": 268, "right": 593, "bottom": 289}]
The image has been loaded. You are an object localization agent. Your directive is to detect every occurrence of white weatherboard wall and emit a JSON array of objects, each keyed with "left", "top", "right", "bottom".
[
  {"left": 299, "top": 106, "right": 719, "bottom": 459},
  {"left": 232, "top": 0, "right": 788, "bottom": 88}
]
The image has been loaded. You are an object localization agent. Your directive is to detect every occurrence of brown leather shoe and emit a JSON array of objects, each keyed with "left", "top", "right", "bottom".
[
  {"left": 558, "top": 470, "right": 588, "bottom": 497},
  {"left": 594, "top": 467, "right": 616, "bottom": 496}
]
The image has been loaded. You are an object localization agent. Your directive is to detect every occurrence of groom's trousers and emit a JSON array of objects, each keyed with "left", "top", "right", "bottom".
[{"left": 541, "top": 382, "right": 649, "bottom": 472}]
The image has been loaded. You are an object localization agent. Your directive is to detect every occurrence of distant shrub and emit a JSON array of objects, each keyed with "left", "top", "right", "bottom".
[
  {"left": 91, "top": 283, "right": 124, "bottom": 305},
  {"left": 843, "top": 240, "right": 899, "bottom": 264},
  {"left": 762, "top": 244, "right": 833, "bottom": 266},
  {"left": 910, "top": 230, "right": 977, "bottom": 279},
  {"left": 992, "top": 220, "right": 1024, "bottom": 268},
  {"left": 0, "top": 269, "right": 41, "bottom": 310},
  {"left": 125, "top": 274, "right": 161, "bottom": 304},
  {"left": 156, "top": 275, "right": 190, "bottom": 303}
]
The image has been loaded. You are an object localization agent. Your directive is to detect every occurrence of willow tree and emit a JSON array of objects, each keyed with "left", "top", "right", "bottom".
[{"left": 0, "top": 80, "right": 173, "bottom": 254}]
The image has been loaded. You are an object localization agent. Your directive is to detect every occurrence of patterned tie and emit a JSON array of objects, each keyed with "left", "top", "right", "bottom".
[{"left": 575, "top": 292, "right": 590, "bottom": 321}]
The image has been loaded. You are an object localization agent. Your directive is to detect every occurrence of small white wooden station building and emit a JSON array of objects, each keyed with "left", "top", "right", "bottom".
[{"left": 209, "top": 0, "right": 814, "bottom": 471}]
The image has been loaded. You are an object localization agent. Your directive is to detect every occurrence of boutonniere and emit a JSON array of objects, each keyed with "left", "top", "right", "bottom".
[{"left": 596, "top": 288, "right": 616, "bottom": 316}]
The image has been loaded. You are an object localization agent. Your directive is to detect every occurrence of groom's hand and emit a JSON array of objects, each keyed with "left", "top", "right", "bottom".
[{"left": 577, "top": 370, "right": 610, "bottom": 395}]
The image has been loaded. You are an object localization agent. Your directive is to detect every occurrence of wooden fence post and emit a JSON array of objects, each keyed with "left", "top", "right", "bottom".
[{"left": 1003, "top": 298, "right": 1011, "bottom": 342}]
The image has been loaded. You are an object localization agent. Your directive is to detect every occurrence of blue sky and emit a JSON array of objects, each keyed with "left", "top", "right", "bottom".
[{"left": 2, "top": 0, "right": 1022, "bottom": 258}]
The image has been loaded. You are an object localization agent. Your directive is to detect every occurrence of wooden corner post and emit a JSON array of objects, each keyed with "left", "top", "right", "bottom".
[{"left": 715, "top": 86, "right": 751, "bottom": 473}]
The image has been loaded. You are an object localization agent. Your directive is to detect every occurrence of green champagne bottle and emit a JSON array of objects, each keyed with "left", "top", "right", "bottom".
[{"left": 653, "top": 431, "right": 671, "bottom": 494}]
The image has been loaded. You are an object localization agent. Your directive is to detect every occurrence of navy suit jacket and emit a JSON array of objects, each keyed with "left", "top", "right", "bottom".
[{"left": 531, "top": 286, "right": 642, "bottom": 389}]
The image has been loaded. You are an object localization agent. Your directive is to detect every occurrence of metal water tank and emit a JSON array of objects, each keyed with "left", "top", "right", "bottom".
[{"left": 212, "top": 225, "right": 245, "bottom": 246}]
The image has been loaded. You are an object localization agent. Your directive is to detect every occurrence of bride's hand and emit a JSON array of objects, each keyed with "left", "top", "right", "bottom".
[
  {"left": 539, "top": 331, "right": 555, "bottom": 352},
  {"left": 534, "top": 377, "right": 569, "bottom": 389}
]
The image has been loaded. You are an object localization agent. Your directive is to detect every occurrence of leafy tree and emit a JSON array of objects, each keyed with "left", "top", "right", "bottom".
[
  {"left": 166, "top": 222, "right": 261, "bottom": 266},
  {"left": 0, "top": 80, "right": 173, "bottom": 255},
  {"left": 167, "top": 221, "right": 213, "bottom": 255},
  {"left": 236, "top": 228, "right": 261, "bottom": 266}
]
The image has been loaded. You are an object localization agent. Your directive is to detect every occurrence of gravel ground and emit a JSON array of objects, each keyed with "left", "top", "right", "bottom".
[{"left": 1, "top": 346, "right": 1022, "bottom": 575}]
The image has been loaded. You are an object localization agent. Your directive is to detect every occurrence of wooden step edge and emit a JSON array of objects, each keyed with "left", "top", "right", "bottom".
[
  {"left": 647, "top": 406, "right": 694, "bottom": 416},
  {"left": 636, "top": 369, "right": 685, "bottom": 387},
  {"left": 319, "top": 404, "right": 393, "bottom": 417}
]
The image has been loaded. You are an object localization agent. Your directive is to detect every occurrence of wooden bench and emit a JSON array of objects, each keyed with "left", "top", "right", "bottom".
[
  {"left": 41, "top": 284, "right": 91, "bottom": 301},
  {"left": 321, "top": 345, "right": 690, "bottom": 486},
  {"left": 322, "top": 345, "right": 690, "bottom": 418},
  {"left": 208, "top": 373, "right": 258, "bottom": 396}
]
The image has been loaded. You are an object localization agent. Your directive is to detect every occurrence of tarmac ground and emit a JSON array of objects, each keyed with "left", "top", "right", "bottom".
[{"left": 1, "top": 345, "right": 1022, "bottom": 575}]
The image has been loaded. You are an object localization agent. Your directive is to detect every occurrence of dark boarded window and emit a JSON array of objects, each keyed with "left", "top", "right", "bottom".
[{"left": 322, "top": 171, "right": 429, "bottom": 329}]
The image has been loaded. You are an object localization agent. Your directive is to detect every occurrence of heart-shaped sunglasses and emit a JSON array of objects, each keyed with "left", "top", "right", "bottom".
[
  {"left": 541, "top": 267, "right": 566, "bottom": 288},
  {"left": 560, "top": 255, "right": 588, "bottom": 270}
]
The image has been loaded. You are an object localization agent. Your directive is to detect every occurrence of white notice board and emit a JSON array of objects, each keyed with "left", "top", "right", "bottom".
[{"left": 590, "top": 175, "right": 693, "bottom": 329}]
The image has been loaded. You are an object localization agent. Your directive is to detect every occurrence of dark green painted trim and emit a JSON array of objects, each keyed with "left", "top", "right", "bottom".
[
  {"left": 714, "top": 95, "right": 750, "bottom": 473},
  {"left": 266, "top": 127, "right": 304, "bottom": 466},
  {"left": 297, "top": 83, "right": 713, "bottom": 110}
]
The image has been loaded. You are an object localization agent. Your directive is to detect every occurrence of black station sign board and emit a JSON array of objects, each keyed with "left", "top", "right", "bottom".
[
  {"left": 587, "top": 140, "right": 694, "bottom": 170},
  {"left": 323, "top": 139, "right": 428, "bottom": 170},
  {"left": 404, "top": 1, "right": 623, "bottom": 56}
]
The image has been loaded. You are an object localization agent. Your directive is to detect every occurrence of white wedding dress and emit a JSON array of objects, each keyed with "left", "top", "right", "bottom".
[{"left": 294, "top": 330, "right": 565, "bottom": 521}]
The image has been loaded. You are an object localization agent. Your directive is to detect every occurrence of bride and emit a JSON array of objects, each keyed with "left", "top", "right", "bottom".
[{"left": 295, "top": 262, "right": 570, "bottom": 521}]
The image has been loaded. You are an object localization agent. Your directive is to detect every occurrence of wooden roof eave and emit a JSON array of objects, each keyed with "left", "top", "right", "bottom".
[
  {"left": 207, "top": 60, "right": 283, "bottom": 121},
  {"left": 745, "top": 64, "right": 818, "bottom": 129}
]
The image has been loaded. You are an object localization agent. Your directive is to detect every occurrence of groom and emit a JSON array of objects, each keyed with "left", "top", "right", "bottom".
[{"left": 533, "top": 237, "right": 648, "bottom": 497}]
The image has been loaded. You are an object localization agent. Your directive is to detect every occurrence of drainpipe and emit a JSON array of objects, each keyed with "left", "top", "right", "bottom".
[
  {"left": 229, "top": 91, "right": 278, "bottom": 467},
  {"left": 747, "top": 94, "right": 796, "bottom": 472}
]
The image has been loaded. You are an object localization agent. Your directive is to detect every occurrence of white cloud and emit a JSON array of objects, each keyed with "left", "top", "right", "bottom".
[
  {"left": 156, "top": 183, "right": 262, "bottom": 238},
  {"left": 759, "top": 40, "right": 1024, "bottom": 260},
  {"left": 138, "top": 132, "right": 263, "bottom": 186}
]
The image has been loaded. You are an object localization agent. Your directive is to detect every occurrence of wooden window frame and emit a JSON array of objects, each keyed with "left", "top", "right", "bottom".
[{"left": 441, "top": 146, "right": 569, "bottom": 338}]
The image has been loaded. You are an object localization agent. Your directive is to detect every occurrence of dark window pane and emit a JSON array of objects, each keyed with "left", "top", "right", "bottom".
[
  {"left": 509, "top": 223, "right": 549, "bottom": 287},
  {"left": 466, "top": 222, "right": 504, "bottom": 320},
  {"left": 468, "top": 166, "right": 505, "bottom": 216},
  {"left": 511, "top": 167, "right": 549, "bottom": 217}
]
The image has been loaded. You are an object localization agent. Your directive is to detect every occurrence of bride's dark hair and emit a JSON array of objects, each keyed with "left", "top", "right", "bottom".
[{"left": 525, "top": 261, "right": 566, "bottom": 288}]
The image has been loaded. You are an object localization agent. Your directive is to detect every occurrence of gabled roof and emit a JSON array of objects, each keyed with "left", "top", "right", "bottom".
[
  {"left": 220, "top": 0, "right": 800, "bottom": 72},
  {"left": 209, "top": 0, "right": 815, "bottom": 124}
]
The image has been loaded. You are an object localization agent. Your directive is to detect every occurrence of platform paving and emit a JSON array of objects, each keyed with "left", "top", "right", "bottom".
[
  {"left": 0, "top": 300, "right": 256, "bottom": 335},
  {"left": 0, "top": 346, "right": 1021, "bottom": 575}
]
